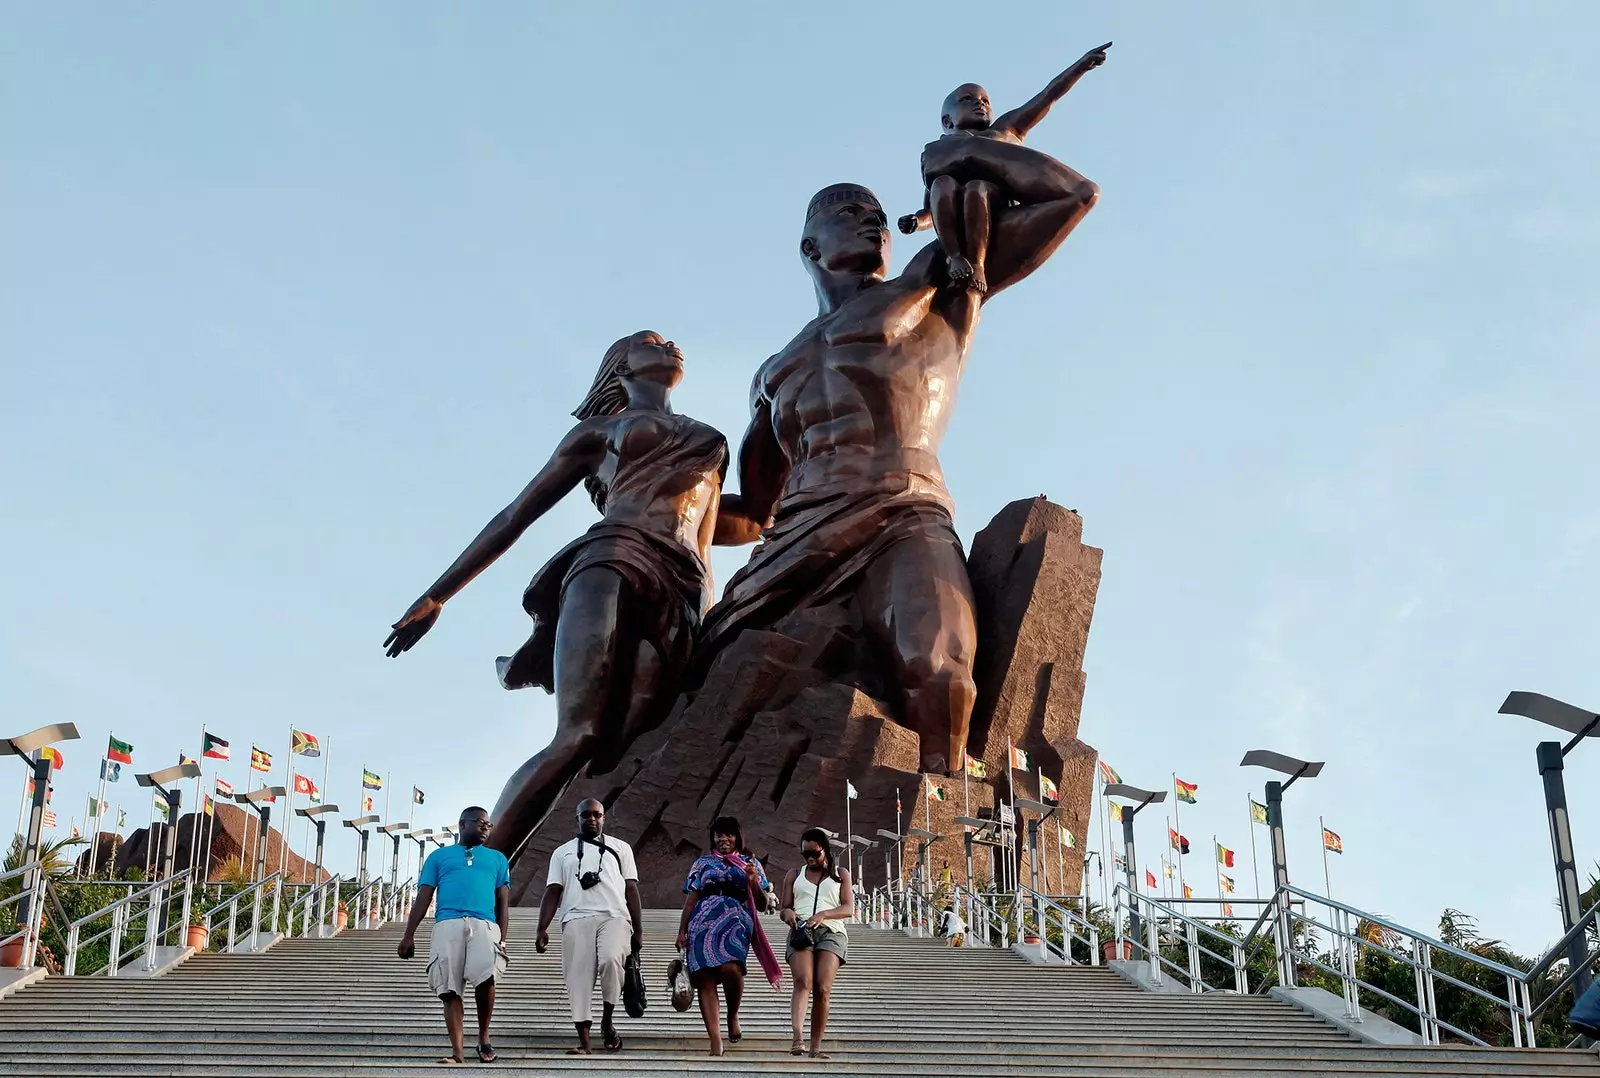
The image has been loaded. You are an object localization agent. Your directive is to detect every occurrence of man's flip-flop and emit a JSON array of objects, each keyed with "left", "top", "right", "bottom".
[
  {"left": 475, "top": 1044, "right": 497, "bottom": 1063},
  {"left": 564, "top": 1047, "right": 591, "bottom": 1056},
  {"left": 603, "top": 1031, "right": 622, "bottom": 1052},
  {"left": 437, "top": 1056, "right": 463, "bottom": 1065}
]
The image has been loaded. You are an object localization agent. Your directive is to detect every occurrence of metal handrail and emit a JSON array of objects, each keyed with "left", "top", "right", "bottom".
[
  {"left": 1016, "top": 885, "right": 1100, "bottom": 966},
  {"left": 201, "top": 872, "right": 283, "bottom": 953},
  {"left": 62, "top": 869, "right": 193, "bottom": 976},
  {"left": 286, "top": 874, "right": 342, "bottom": 938},
  {"left": 0, "top": 860, "right": 48, "bottom": 967},
  {"left": 1114, "top": 884, "right": 1252, "bottom": 994},
  {"left": 345, "top": 877, "right": 383, "bottom": 928},
  {"left": 957, "top": 885, "right": 1012, "bottom": 949}
]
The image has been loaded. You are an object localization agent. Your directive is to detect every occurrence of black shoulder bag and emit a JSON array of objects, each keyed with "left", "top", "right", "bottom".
[{"left": 787, "top": 870, "right": 823, "bottom": 952}]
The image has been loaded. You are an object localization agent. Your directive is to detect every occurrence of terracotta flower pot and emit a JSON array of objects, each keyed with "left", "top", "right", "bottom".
[
  {"left": 1, "top": 939, "right": 28, "bottom": 968},
  {"left": 186, "top": 925, "right": 210, "bottom": 951},
  {"left": 1102, "top": 939, "right": 1134, "bottom": 962},
  {"left": 335, "top": 909, "right": 349, "bottom": 930}
]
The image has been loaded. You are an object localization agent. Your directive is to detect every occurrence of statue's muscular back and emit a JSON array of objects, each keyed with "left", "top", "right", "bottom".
[{"left": 756, "top": 243, "right": 979, "bottom": 508}]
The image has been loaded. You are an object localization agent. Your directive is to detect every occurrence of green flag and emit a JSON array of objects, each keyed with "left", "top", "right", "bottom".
[{"left": 1250, "top": 800, "right": 1269, "bottom": 825}]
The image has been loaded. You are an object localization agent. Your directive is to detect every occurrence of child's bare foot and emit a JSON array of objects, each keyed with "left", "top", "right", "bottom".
[
  {"left": 946, "top": 254, "right": 975, "bottom": 284},
  {"left": 969, "top": 263, "right": 989, "bottom": 295}
]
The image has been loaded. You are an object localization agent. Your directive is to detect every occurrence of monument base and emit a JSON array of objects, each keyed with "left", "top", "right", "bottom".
[{"left": 508, "top": 497, "right": 1102, "bottom": 908}]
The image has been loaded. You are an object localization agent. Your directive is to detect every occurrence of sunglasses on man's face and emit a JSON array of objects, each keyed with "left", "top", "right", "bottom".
[{"left": 580, "top": 811, "right": 604, "bottom": 819}]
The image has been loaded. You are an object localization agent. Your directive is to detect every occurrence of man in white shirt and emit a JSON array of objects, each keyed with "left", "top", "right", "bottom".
[{"left": 536, "top": 798, "right": 642, "bottom": 1054}]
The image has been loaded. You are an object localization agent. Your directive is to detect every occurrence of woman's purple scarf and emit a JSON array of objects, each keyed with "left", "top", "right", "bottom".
[{"left": 726, "top": 852, "right": 783, "bottom": 990}]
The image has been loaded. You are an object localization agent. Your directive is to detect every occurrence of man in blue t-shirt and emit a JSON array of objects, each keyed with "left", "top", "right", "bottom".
[{"left": 398, "top": 806, "right": 511, "bottom": 1064}]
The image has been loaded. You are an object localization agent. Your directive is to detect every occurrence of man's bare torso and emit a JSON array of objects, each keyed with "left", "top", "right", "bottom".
[{"left": 755, "top": 252, "right": 979, "bottom": 510}]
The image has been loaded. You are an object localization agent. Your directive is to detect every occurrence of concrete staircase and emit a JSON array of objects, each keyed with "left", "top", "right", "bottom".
[{"left": 2, "top": 909, "right": 1596, "bottom": 1076}]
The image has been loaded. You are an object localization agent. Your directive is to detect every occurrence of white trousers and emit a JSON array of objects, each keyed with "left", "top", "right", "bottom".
[{"left": 561, "top": 913, "right": 630, "bottom": 1023}]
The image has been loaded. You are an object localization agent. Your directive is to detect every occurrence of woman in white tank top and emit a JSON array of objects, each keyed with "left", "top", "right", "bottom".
[{"left": 779, "top": 827, "right": 854, "bottom": 1058}]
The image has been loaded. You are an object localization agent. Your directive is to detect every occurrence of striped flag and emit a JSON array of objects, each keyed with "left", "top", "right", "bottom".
[
  {"left": 1220, "top": 873, "right": 1235, "bottom": 894},
  {"left": 106, "top": 736, "right": 133, "bottom": 764},
  {"left": 215, "top": 777, "right": 235, "bottom": 798},
  {"left": 1174, "top": 777, "right": 1198, "bottom": 803},
  {"left": 291, "top": 729, "right": 321, "bottom": 757},
  {"left": 203, "top": 795, "right": 215, "bottom": 816},
  {"left": 1163, "top": 860, "right": 1175, "bottom": 880},
  {"left": 202, "top": 733, "right": 230, "bottom": 761},
  {"left": 1322, "top": 828, "right": 1344, "bottom": 854},
  {"left": 1008, "top": 745, "right": 1031, "bottom": 772},
  {"left": 1097, "top": 760, "right": 1122, "bottom": 785},
  {"left": 362, "top": 770, "right": 383, "bottom": 790},
  {"left": 361, "top": 793, "right": 374, "bottom": 814},
  {"left": 1038, "top": 774, "right": 1059, "bottom": 803},
  {"left": 42, "top": 808, "right": 58, "bottom": 829},
  {"left": 250, "top": 747, "right": 272, "bottom": 773},
  {"left": 924, "top": 776, "right": 947, "bottom": 802},
  {"left": 1250, "top": 800, "right": 1269, "bottom": 825},
  {"left": 40, "top": 746, "right": 65, "bottom": 770},
  {"left": 1183, "top": 884, "right": 1194, "bottom": 899},
  {"left": 1216, "top": 842, "right": 1236, "bottom": 867},
  {"left": 1169, "top": 829, "right": 1191, "bottom": 855},
  {"left": 87, "top": 795, "right": 109, "bottom": 818},
  {"left": 964, "top": 754, "right": 988, "bottom": 779},
  {"left": 1222, "top": 902, "right": 1234, "bottom": 916}
]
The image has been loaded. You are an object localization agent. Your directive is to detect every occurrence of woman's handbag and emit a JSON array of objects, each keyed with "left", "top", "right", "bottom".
[
  {"left": 623, "top": 952, "right": 647, "bottom": 1018},
  {"left": 667, "top": 950, "right": 693, "bottom": 1012},
  {"left": 786, "top": 872, "right": 824, "bottom": 951}
]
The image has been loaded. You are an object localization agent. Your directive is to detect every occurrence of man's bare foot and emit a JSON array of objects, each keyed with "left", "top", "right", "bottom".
[{"left": 946, "top": 254, "right": 975, "bottom": 284}]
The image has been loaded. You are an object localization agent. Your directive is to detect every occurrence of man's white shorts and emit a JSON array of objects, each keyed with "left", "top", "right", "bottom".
[{"left": 427, "top": 917, "right": 506, "bottom": 998}]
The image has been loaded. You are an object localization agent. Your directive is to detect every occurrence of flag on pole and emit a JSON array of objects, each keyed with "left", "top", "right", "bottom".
[
  {"left": 362, "top": 769, "right": 383, "bottom": 790},
  {"left": 1223, "top": 902, "right": 1234, "bottom": 916},
  {"left": 1220, "top": 873, "right": 1235, "bottom": 894},
  {"left": 42, "top": 808, "right": 57, "bottom": 829},
  {"left": 116, "top": 808, "right": 126, "bottom": 828},
  {"left": 1058, "top": 824, "right": 1075, "bottom": 848},
  {"left": 294, "top": 774, "right": 319, "bottom": 800},
  {"left": 1250, "top": 800, "right": 1269, "bottom": 825},
  {"left": 1163, "top": 860, "right": 1175, "bottom": 879},
  {"left": 100, "top": 760, "right": 122, "bottom": 782},
  {"left": 1038, "top": 774, "right": 1059, "bottom": 802},
  {"left": 106, "top": 736, "right": 133, "bottom": 764},
  {"left": 87, "top": 795, "right": 108, "bottom": 818},
  {"left": 180, "top": 753, "right": 198, "bottom": 767},
  {"left": 215, "top": 777, "right": 235, "bottom": 798},
  {"left": 964, "top": 754, "right": 988, "bottom": 779},
  {"left": 203, "top": 794, "right": 215, "bottom": 816},
  {"left": 1008, "top": 745, "right": 1032, "bottom": 771},
  {"left": 291, "top": 729, "right": 321, "bottom": 757},
  {"left": 361, "top": 793, "right": 374, "bottom": 814},
  {"left": 845, "top": 780, "right": 859, "bottom": 800},
  {"left": 1097, "top": 760, "right": 1122, "bottom": 785},
  {"left": 1108, "top": 802, "right": 1123, "bottom": 822},
  {"left": 1146, "top": 869, "right": 1157, "bottom": 888},
  {"left": 1183, "top": 884, "right": 1194, "bottom": 899},
  {"left": 202, "top": 733, "right": 230, "bottom": 760},
  {"left": 70, "top": 825, "right": 80, "bottom": 838},
  {"left": 1114, "top": 853, "right": 1126, "bottom": 872},
  {"left": 250, "top": 747, "right": 272, "bottom": 772},
  {"left": 1169, "top": 829, "right": 1191, "bottom": 855},
  {"left": 924, "top": 776, "right": 947, "bottom": 801},
  {"left": 40, "top": 746, "right": 65, "bottom": 770},
  {"left": 1174, "top": 778, "right": 1198, "bottom": 803},
  {"left": 895, "top": 789, "right": 902, "bottom": 816},
  {"left": 154, "top": 798, "right": 171, "bottom": 822},
  {"left": 1321, "top": 828, "right": 1344, "bottom": 854},
  {"left": 26, "top": 778, "right": 53, "bottom": 803},
  {"left": 1216, "top": 842, "right": 1236, "bottom": 868},
  {"left": 412, "top": 786, "right": 425, "bottom": 806}
]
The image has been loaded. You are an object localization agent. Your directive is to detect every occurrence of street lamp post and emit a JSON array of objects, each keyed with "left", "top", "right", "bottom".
[
  {"left": 295, "top": 804, "right": 340, "bottom": 883},
  {"left": 233, "top": 786, "right": 288, "bottom": 883},
  {"left": 1102, "top": 783, "right": 1167, "bottom": 961},
  {"left": 1015, "top": 797, "right": 1055, "bottom": 895},
  {"left": 1, "top": 723, "right": 80, "bottom": 932},
  {"left": 380, "top": 822, "right": 410, "bottom": 890},
  {"left": 1498, "top": 691, "right": 1599, "bottom": 1000},
  {"left": 134, "top": 761, "right": 203, "bottom": 938},
  {"left": 406, "top": 829, "right": 435, "bottom": 874},
  {"left": 1240, "top": 750, "right": 1325, "bottom": 989},
  {"left": 341, "top": 814, "right": 379, "bottom": 885}
]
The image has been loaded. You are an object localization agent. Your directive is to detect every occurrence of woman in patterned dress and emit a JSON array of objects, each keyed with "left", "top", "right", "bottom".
[{"left": 675, "top": 816, "right": 780, "bottom": 1056}]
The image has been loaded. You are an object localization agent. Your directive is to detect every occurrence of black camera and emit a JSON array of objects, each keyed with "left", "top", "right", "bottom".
[{"left": 578, "top": 870, "right": 603, "bottom": 890}]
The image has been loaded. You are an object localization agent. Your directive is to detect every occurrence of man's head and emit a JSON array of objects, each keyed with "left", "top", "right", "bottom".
[
  {"left": 458, "top": 807, "right": 490, "bottom": 848},
  {"left": 801, "top": 183, "right": 890, "bottom": 285},
  {"left": 942, "top": 83, "right": 992, "bottom": 131},
  {"left": 576, "top": 798, "right": 605, "bottom": 841}
]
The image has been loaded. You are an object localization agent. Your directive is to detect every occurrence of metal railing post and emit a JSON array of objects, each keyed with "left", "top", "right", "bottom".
[{"left": 1145, "top": 901, "right": 1161, "bottom": 985}]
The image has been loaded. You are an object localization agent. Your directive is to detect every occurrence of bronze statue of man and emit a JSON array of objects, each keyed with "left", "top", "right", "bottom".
[
  {"left": 384, "top": 331, "right": 742, "bottom": 860},
  {"left": 706, "top": 137, "right": 1101, "bottom": 774}
]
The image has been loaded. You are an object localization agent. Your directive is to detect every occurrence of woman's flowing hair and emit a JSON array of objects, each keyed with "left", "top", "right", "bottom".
[
  {"left": 799, "top": 826, "right": 841, "bottom": 882},
  {"left": 570, "top": 334, "right": 634, "bottom": 510}
]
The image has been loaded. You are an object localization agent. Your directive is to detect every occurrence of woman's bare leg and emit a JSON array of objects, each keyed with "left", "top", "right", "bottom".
[
  {"left": 487, "top": 568, "right": 633, "bottom": 859},
  {"left": 809, "top": 950, "right": 842, "bottom": 1055},
  {"left": 721, "top": 962, "right": 745, "bottom": 1042},
  {"left": 788, "top": 950, "right": 814, "bottom": 1049},
  {"left": 693, "top": 970, "right": 723, "bottom": 1056}
]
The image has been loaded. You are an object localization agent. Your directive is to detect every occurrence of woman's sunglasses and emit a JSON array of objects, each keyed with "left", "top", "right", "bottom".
[{"left": 802, "top": 847, "right": 824, "bottom": 859}]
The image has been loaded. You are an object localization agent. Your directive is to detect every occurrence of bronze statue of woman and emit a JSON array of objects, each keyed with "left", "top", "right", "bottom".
[{"left": 383, "top": 331, "right": 757, "bottom": 860}]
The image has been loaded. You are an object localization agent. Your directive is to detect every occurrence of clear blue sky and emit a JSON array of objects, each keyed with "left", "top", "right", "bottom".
[{"left": 3, "top": 4, "right": 1596, "bottom": 954}]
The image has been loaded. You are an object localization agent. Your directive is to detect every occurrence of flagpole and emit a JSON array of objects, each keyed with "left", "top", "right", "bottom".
[
  {"left": 844, "top": 781, "right": 853, "bottom": 882},
  {"left": 1170, "top": 773, "right": 1185, "bottom": 895},
  {"left": 1213, "top": 833, "right": 1223, "bottom": 919},
  {"left": 383, "top": 771, "right": 392, "bottom": 885},
  {"left": 1248, "top": 794, "right": 1262, "bottom": 900},
  {"left": 278, "top": 725, "right": 293, "bottom": 879},
  {"left": 89, "top": 749, "right": 110, "bottom": 877},
  {"left": 242, "top": 757, "right": 257, "bottom": 882},
  {"left": 319, "top": 736, "right": 331, "bottom": 883},
  {"left": 1096, "top": 784, "right": 1109, "bottom": 910},
  {"left": 1320, "top": 816, "right": 1332, "bottom": 899}
]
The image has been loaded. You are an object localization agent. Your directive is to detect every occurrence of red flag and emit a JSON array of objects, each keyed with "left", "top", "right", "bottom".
[
  {"left": 1216, "top": 842, "right": 1236, "bottom": 868},
  {"left": 293, "top": 773, "right": 318, "bottom": 798},
  {"left": 1145, "top": 869, "right": 1157, "bottom": 888},
  {"left": 1169, "top": 828, "right": 1191, "bottom": 855}
]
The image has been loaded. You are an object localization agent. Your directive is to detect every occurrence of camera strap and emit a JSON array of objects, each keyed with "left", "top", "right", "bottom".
[{"left": 576, "top": 835, "right": 623, "bottom": 874}]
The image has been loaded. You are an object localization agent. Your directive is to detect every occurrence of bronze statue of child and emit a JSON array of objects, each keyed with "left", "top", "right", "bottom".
[{"left": 899, "top": 41, "right": 1111, "bottom": 294}]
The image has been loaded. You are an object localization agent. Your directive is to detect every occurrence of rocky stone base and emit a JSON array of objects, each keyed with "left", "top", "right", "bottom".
[{"left": 508, "top": 496, "right": 1102, "bottom": 908}]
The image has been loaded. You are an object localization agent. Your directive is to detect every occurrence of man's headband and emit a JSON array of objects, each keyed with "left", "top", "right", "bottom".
[{"left": 805, "top": 183, "right": 882, "bottom": 223}]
